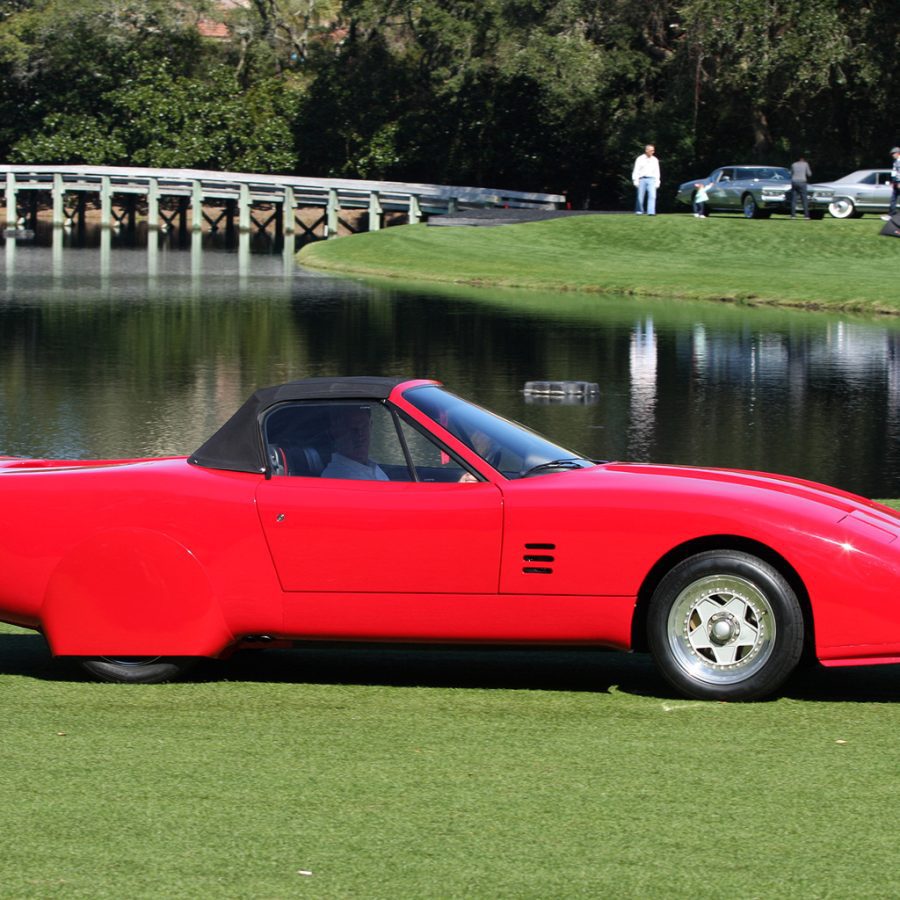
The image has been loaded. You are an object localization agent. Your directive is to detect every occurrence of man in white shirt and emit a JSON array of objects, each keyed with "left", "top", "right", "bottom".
[
  {"left": 632, "top": 144, "right": 661, "bottom": 216},
  {"left": 321, "top": 405, "right": 390, "bottom": 481}
]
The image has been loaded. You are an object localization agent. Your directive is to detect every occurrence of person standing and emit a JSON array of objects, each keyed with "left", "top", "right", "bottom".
[
  {"left": 889, "top": 147, "right": 900, "bottom": 218},
  {"left": 632, "top": 144, "right": 661, "bottom": 216},
  {"left": 790, "top": 155, "right": 812, "bottom": 218}
]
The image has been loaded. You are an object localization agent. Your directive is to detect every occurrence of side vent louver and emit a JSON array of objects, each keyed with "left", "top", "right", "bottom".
[{"left": 523, "top": 542, "right": 555, "bottom": 574}]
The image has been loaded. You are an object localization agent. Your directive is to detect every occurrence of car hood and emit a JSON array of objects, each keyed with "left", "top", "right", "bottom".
[
  {"left": 586, "top": 461, "right": 900, "bottom": 530},
  {"left": 808, "top": 180, "right": 872, "bottom": 190}
]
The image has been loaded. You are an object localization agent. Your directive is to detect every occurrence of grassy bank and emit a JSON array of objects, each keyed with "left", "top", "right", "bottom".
[
  {"left": 3, "top": 617, "right": 900, "bottom": 898},
  {"left": 299, "top": 215, "right": 900, "bottom": 314}
]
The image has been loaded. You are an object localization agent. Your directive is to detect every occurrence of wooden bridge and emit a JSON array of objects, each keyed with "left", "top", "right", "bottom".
[{"left": 1, "top": 164, "right": 564, "bottom": 239}]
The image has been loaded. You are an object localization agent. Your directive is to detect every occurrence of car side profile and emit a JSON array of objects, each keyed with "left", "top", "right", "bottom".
[
  {"left": 806, "top": 169, "right": 894, "bottom": 218},
  {"left": 675, "top": 166, "right": 830, "bottom": 218},
  {"left": 1, "top": 376, "right": 899, "bottom": 701}
]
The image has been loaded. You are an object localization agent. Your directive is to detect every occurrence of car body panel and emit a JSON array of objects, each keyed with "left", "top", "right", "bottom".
[
  {"left": 1, "top": 379, "right": 899, "bottom": 673},
  {"left": 256, "top": 477, "right": 504, "bottom": 594},
  {"left": 807, "top": 169, "right": 894, "bottom": 217}
]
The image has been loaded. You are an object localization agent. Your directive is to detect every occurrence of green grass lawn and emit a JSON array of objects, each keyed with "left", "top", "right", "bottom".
[
  {"left": 2, "top": 556, "right": 900, "bottom": 900},
  {"left": 299, "top": 215, "right": 900, "bottom": 315}
]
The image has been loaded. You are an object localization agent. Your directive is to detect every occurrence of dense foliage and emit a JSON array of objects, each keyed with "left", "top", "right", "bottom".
[{"left": 0, "top": 0, "right": 895, "bottom": 207}]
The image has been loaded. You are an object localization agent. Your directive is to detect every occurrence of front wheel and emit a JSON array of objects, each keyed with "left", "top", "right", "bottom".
[
  {"left": 647, "top": 550, "right": 804, "bottom": 701},
  {"left": 80, "top": 656, "right": 195, "bottom": 684},
  {"left": 742, "top": 194, "right": 760, "bottom": 218}
]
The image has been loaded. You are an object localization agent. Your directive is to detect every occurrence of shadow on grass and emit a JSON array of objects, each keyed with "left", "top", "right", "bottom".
[
  {"left": 220, "top": 645, "right": 664, "bottom": 696},
  {"left": 3, "top": 631, "right": 900, "bottom": 702}
]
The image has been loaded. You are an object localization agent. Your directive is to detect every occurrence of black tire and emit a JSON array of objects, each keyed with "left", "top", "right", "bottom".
[
  {"left": 647, "top": 550, "right": 804, "bottom": 701},
  {"left": 80, "top": 656, "right": 195, "bottom": 684},
  {"left": 742, "top": 194, "right": 760, "bottom": 218}
]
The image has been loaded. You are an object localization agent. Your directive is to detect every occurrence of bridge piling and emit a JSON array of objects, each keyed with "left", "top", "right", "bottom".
[
  {"left": 326, "top": 188, "right": 339, "bottom": 238},
  {"left": 368, "top": 191, "right": 383, "bottom": 232},
  {"left": 5, "top": 171, "right": 16, "bottom": 227},
  {"left": 191, "top": 180, "right": 203, "bottom": 232}
]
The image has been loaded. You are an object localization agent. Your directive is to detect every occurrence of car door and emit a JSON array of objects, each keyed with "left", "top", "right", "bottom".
[
  {"left": 255, "top": 400, "right": 503, "bottom": 597},
  {"left": 853, "top": 172, "right": 883, "bottom": 210},
  {"left": 708, "top": 169, "right": 733, "bottom": 209}
]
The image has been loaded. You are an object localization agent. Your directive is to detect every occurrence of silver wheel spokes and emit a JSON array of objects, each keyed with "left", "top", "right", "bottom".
[{"left": 668, "top": 575, "right": 775, "bottom": 685}]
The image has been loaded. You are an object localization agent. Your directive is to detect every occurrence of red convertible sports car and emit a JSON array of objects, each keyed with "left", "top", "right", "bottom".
[{"left": 1, "top": 377, "right": 899, "bottom": 700}]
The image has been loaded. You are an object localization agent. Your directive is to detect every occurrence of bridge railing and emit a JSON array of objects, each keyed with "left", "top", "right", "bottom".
[{"left": 1, "top": 164, "right": 564, "bottom": 237}]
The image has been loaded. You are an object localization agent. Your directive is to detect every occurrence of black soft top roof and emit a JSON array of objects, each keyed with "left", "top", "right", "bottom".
[{"left": 189, "top": 376, "right": 413, "bottom": 473}]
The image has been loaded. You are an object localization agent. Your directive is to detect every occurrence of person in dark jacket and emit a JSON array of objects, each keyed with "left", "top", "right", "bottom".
[
  {"left": 889, "top": 147, "right": 900, "bottom": 218},
  {"left": 790, "top": 156, "right": 812, "bottom": 219}
]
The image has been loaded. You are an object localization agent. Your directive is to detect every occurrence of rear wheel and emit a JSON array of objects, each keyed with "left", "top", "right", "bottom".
[
  {"left": 80, "top": 656, "right": 195, "bottom": 684},
  {"left": 647, "top": 550, "right": 804, "bottom": 701},
  {"left": 828, "top": 197, "right": 858, "bottom": 219}
]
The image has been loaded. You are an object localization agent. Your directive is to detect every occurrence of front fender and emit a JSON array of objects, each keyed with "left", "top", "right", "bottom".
[{"left": 41, "top": 528, "right": 233, "bottom": 657}]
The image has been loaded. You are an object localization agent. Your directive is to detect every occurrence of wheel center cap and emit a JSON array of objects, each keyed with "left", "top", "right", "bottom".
[{"left": 708, "top": 613, "right": 739, "bottom": 645}]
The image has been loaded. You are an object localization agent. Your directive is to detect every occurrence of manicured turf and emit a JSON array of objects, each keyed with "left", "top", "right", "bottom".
[
  {"left": 2, "top": 515, "right": 900, "bottom": 900},
  {"left": 299, "top": 215, "right": 900, "bottom": 314}
]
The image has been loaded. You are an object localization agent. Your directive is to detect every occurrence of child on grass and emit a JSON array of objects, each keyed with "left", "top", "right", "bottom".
[{"left": 693, "top": 182, "right": 712, "bottom": 217}]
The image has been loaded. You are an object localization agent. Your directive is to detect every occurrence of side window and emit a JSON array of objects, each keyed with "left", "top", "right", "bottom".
[
  {"left": 396, "top": 416, "right": 480, "bottom": 482},
  {"left": 264, "top": 401, "right": 411, "bottom": 481}
]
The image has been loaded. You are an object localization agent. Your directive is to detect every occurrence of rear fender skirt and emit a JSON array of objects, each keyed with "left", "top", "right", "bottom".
[{"left": 41, "top": 528, "right": 233, "bottom": 657}]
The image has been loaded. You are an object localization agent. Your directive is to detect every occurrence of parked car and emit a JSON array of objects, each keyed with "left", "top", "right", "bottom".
[
  {"left": 676, "top": 166, "right": 828, "bottom": 218},
  {"left": 807, "top": 169, "right": 894, "bottom": 218},
  {"left": 2, "top": 376, "right": 900, "bottom": 701}
]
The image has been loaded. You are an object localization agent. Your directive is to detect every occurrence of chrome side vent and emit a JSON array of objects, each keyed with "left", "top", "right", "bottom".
[{"left": 523, "top": 542, "right": 555, "bottom": 574}]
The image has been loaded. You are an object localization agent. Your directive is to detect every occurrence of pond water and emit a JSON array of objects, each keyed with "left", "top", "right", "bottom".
[{"left": 2, "top": 226, "right": 899, "bottom": 498}]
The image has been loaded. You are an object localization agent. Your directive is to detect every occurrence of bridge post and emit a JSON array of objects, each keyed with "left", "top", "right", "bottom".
[
  {"left": 52, "top": 173, "right": 65, "bottom": 226},
  {"left": 408, "top": 194, "right": 422, "bottom": 225},
  {"left": 326, "top": 188, "right": 339, "bottom": 238},
  {"left": 282, "top": 186, "right": 295, "bottom": 235},
  {"left": 100, "top": 176, "right": 112, "bottom": 227},
  {"left": 191, "top": 180, "right": 203, "bottom": 231},
  {"left": 4, "top": 171, "right": 16, "bottom": 227},
  {"left": 239, "top": 183, "right": 251, "bottom": 232},
  {"left": 368, "top": 191, "right": 383, "bottom": 231},
  {"left": 147, "top": 178, "right": 159, "bottom": 229}
]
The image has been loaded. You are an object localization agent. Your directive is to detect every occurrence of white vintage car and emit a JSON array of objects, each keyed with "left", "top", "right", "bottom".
[{"left": 808, "top": 169, "right": 894, "bottom": 219}]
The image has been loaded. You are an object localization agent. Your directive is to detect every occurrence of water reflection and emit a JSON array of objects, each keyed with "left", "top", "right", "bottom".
[
  {"left": 628, "top": 318, "right": 657, "bottom": 458},
  {"left": 1, "top": 227, "right": 899, "bottom": 498}
]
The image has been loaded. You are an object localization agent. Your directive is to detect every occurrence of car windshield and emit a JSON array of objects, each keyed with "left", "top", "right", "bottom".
[
  {"left": 735, "top": 167, "right": 790, "bottom": 181},
  {"left": 402, "top": 385, "right": 593, "bottom": 478}
]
